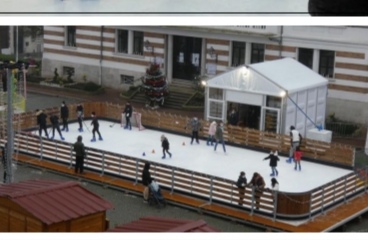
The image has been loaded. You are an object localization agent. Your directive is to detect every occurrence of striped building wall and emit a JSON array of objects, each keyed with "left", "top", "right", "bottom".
[
  {"left": 42, "top": 26, "right": 165, "bottom": 89},
  {"left": 42, "top": 26, "right": 368, "bottom": 123}
]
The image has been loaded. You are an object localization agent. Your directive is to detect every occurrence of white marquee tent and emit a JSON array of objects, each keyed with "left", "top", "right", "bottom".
[{"left": 204, "top": 58, "right": 328, "bottom": 137}]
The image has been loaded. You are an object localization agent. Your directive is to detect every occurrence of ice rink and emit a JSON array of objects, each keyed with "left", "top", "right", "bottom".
[
  {"left": 33, "top": 120, "right": 353, "bottom": 193},
  {"left": 1, "top": 0, "right": 309, "bottom": 14}
]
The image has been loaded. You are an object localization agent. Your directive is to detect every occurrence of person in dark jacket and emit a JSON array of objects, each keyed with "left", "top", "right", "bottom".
[
  {"left": 73, "top": 135, "right": 85, "bottom": 174},
  {"left": 76, "top": 104, "right": 84, "bottom": 132},
  {"left": 214, "top": 122, "right": 226, "bottom": 153},
  {"left": 49, "top": 114, "right": 64, "bottom": 140},
  {"left": 60, "top": 101, "right": 69, "bottom": 132},
  {"left": 263, "top": 150, "right": 280, "bottom": 177},
  {"left": 36, "top": 109, "right": 49, "bottom": 138},
  {"left": 308, "top": 0, "right": 368, "bottom": 16},
  {"left": 141, "top": 162, "right": 152, "bottom": 202},
  {"left": 248, "top": 172, "right": 265, "bottom": 210},
  {"left": 161, "top": 134, "right": 172, "bottom": 159},
  {"left": 228, "top": 108, "right": 238, "bottom": 126},
  {"left": 1, "top": 142, "right": 7, "bottom": 183},
  {"left": 236, "top": 171, "right": 247, "bottom": 206},
  {"left": 185, "top": 117, "right": 201, "bottom": 144},
  {"left": 90, "top": 112, "right": 103, "bottom": 142},
  {"left": 123, "top": 101, "right": 133, "bottom": 130}
]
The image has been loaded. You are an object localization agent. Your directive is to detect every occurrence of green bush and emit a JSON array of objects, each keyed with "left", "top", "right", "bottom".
[
  {"left": 0, "top": 54, "right": 15, "bottom": 62},
  {"left": 83, "top": 81, "right": 101, "bottom": 92}
]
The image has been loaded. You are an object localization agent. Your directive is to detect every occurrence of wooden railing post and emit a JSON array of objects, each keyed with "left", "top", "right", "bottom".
[
  {"left": 344, "top": 176, "right": 347, "bottom": 203},
  {"left": 365, "top": 166, "right": 368, "bottom": 193},
  {"left": 134, "top": 159, "right": 139, "bottom": 185},
  {"left": 54, "top": 142, "right": 58, "bottom": 161},
  {"left": 309, "top": 193, "right": 313, "bottom": 220},
  {"left": 273, "top": 191, "right": 278, "bottom": 221},
  {"left": 171, "top": 168, "right": 175, "bottom": 194},
  {"left": 250, "top": 187, "right": 255, "bottom": 215},
  {"left": 118, "top": 156, "right": 122, "bottom": 176},
  {"left": 321, "top": 188, "right": 325, "bottom": 215},
  {"left": 100, "top": 152, "right": 105, "bottom": 176},
  {"left": 209, "top": 176, "right": 213, "bottom": 204},
  {"left": 69, "top": 145, "right": 73, "bottom": 169},
  {"left": 39, "top": 137, "right": 43, "bottom": 160}
]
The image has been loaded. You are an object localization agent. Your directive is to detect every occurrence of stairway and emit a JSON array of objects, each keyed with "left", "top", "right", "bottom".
[{"left": 130, "top": 79, "right": 197, "bottom": 110}]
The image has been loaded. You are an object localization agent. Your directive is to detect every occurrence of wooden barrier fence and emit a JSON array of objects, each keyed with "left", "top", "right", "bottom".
[
  {"left": 2, "top": 101, "right": 355, "bottom": 168},
  {"left": 4, "top": 131, "right": 366, "bottom": 222}
]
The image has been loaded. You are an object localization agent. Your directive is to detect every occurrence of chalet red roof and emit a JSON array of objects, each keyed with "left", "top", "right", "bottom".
[
  {"left": 0, "top": 179, "right": 113, "bottom": 225},
  {"left": 108, "top": 216, "right": 219, "bottom": 232}
]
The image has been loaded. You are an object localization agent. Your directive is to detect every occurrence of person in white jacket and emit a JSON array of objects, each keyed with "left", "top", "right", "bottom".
[{"left": 206, "top": 121, "right": 217, "bottom": 146}]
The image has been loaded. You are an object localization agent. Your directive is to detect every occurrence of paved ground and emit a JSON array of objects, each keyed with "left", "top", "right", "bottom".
[{"left": 9, "top": 84, "right": 366, "bottom": 232}]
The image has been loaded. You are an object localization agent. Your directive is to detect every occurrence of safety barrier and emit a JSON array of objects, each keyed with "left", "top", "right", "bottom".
[
  {"left": 7, "top": 101, "right": 355, "bottom": 167},
  {"left": 7, "top": 131, "right": 367, "bottom": 222}
]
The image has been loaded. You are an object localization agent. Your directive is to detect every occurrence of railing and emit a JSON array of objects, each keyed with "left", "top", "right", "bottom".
[
  {"left": 7, "top": 131, "right": 367, "bottom": 222},
  {"left": 6, "top": 102, "right": 355, "bottom": 167}
]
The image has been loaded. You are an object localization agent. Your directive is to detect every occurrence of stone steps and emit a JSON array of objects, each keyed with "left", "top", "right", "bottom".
[{"left": 130, "top": 79, "right": 197, "bottom": 109}]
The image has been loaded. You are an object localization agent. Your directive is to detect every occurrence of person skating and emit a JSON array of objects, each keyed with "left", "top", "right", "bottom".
[
  {"left": 90, "top": 112, "right": 103, "bottom": 142},
  {"left": 36, "top": 109, "right": 49, "bottom": 138},
  {"left": 76, "top": 104, "right": 84, "bottom": 132},
  {"left": 206, "top": 121, "right": 217, "bottom": 146},
  {"left": 73, "top": 135, "right": 86, "bottom": 174},
  {"left": 294, "top": 146, "right": 302, "bottom": 171},
  {"left": 263, "top": 150, "right": 280, "bottom": 177},
  {"left": 185, "top": 117, "right": 201, "bottom": 144},
  {"left": 161, "top": 134, "right": 172, "bottom": 159},
  {"left": 123, "top": 101, "right": 133, "bottom": 130},
  {"left": 236, "top": 171, "right": 247, "bottom": 206},
  {"left": 214, "top": 122, "right": 226, "bottom": 153},
  {"left": 60, "top": 101, "right": 69, "bottom": 132},
  {"left": 287, "top": 126, "right": 302, "bottom": 163},
  {"left": 49, "top": 114, "right": 65, "bottom": 140}
]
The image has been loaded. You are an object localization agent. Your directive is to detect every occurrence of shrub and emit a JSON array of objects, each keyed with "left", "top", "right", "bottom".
[{"left": 83, "top": 81, "right": 101, "bottom": 92}]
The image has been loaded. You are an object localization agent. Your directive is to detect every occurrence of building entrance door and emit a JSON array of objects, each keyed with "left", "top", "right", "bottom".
[{"left": 172, "top": 36, "right": 202, "bottom": 80}]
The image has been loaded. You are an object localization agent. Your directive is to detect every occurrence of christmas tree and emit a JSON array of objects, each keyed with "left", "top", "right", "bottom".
[{"left": 141, "top": 62, "right": 169, "bottom": 108}]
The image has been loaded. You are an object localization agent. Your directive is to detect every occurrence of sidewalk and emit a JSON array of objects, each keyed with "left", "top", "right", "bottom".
[{"left": 27, "top": 82, "right": 203, "bottom": 118}]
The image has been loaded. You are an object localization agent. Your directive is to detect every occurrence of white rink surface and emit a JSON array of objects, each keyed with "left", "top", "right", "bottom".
[
  {"left": 34, "top": 120, "right": 352, "bottom": 193},
  {"left": 1, "top": 0, "right": 309, "bottom": 13}
]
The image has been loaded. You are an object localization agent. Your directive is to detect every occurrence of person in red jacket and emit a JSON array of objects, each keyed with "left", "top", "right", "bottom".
[{"left": 294, "top": 146, "right": 302, "bottom": 171}]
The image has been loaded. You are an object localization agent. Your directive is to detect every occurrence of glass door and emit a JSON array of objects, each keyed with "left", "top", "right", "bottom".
[{"left": 262, "top": 107, "right": 280, "bottom": 133}]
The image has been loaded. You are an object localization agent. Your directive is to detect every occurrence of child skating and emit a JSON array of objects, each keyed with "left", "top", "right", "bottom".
[
  {"left": 294, "top": 146, "right": 302, "bottom": 171},
  {"left": 263, "top": 150, "right": 280, "bottom": 177},
  {"left": 161, "top": 135, "right": 172, "bottom": 159}
]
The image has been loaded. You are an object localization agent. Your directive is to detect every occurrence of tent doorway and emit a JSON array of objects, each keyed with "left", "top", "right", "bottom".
[
  {"left": 172, "top": 35, "right": 202, "bottom": 80},
  {"left": 227, "top": 102, "right": 261, "bottom": 130}
]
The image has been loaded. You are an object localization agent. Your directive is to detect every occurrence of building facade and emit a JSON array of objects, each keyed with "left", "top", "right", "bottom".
[{"left": 41, "top": 26, "right": 368, "bottom": 124}]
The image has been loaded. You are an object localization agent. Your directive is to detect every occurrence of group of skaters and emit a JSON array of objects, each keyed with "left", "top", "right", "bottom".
[
  {"left": 35, "top": 101, "right": 134, "bottom": 175},
  {"left": 186, "top": 117, "right": 227, "bottom": 152},
  {"left": 234, "top": 125, "right": 303, "bottom": 208}
]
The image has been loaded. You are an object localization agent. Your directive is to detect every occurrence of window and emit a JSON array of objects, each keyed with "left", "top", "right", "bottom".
[
  {"left": 66, "top": 26, "right": 76, "bottom": 47},
  {"left": 298, "top": 48, "right": 313, "bottom": 69},
  {"left": 266, "top": 96, "right": 281, "bottom": 108},
  {"left": 209, "top": 101, "right": 223, "bottom": 119},
  {"left": 133, "top": 31, "right": 143, "bottom": 55},
  {"left": 120, "top": 74, "right": 134, "bottom": 84},
  {"left": 63, "top": 66, "right": 75, "bottom": 76},
  {"left": 319, "top": 50, "right": 335, "bottom": 78},
  {"left": 231, "top": 41, "right": 245, "bottom": 67},
  {"left": 25, "top": 42, "right": 29, "bottom": 47},
  {"left": 250, "top": 43, "right": 264, "bottom": 64},
  {"left": 209, "top": 88, "right": 223, "bottom": 100},
  {"left": 117, "top": 29, "right": 128, "bottom": 53}
]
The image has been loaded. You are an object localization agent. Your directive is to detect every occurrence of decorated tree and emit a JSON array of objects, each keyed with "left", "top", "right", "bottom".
[{"left": 141, "top": 63, "right": 169, "bottom": 108}]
